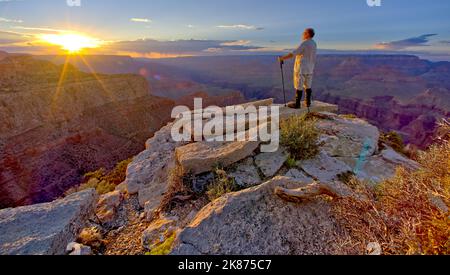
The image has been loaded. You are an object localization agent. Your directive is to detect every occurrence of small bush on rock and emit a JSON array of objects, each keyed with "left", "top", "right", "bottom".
[
  {"left": 206, "top": 168, "right": 238, "bottom": 201},
  {"left": 380, "top": 131, "right": 405, "bottom": 155},
  {"left": 65, "top": 158, "right": 133, "bottom": 196},
  {"left": 280, "top": 114, "right": 320, "bottom": 160},
  {"left": 285, "top": 155, "right": 297, "bottom": 169}
]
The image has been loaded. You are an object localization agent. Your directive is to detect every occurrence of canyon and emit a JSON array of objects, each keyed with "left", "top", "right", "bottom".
[
  {"left": 1, "top": 51, "right": 448, "bottom": 209},
  {"left": 150, "top": 55, "right": 450, "bottom": 148},
  {"left": 0, "top": 53, "right": 175, "bottom": 208}
]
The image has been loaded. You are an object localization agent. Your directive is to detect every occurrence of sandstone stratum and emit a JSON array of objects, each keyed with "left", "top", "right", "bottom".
[
  {"left": 1, "top": 97, "right": 430, "bottom": 255},
  {"left": 0, "top": 54, "right": 175, "bottom": 207}
]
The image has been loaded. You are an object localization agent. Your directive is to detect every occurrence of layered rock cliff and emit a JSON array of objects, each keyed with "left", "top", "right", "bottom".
[{"left": 0, "top": 55, "right": 175, "bottom": 208}]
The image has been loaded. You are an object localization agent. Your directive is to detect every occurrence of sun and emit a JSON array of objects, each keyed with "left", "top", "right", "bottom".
[{"left": 40, "top": 33, "right": 102, "bottom": 54}]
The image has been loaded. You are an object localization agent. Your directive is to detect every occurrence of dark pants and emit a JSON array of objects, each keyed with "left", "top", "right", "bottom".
[{"left": 295, "top": 89, "right": 313, "bottom": 108}]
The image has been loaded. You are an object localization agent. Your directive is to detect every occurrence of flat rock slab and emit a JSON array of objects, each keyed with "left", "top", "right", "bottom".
[
  {"left": 284, "top": 169, "right": 315, "bottom": 184},
  {"left": 298, "top": 151, "right": 353, "bottom": 183},
  {"left": 337, "top": 147, "right": 421, "bottom": 184},
  {"left": 0, "top": 189, "right": 97, "bottom": 255},
  {"left": 171, "top": 176, "right": 342, "bottom": 255},
  {"left": 176, "top": 141, "right": 260, "bottom": 175},
  {"left": 229, "top": 157, "right": 262, "bottom": 188},
  {"left": 316, "top": 114, "right": 380, "bottom": 158},
  {"left": 380, "top": 148, "right": 420, "bottom": 170},
  {"left": 255, "top": 148, "right": 288, "bottom": 178},
  {"left": 277, "top": 101, "right": 338, "bottom": 120}
]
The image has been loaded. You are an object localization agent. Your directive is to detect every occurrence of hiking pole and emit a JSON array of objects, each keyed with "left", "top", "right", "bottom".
[{"left": 279, "top": 58, "right": 287, "bottom": 107}]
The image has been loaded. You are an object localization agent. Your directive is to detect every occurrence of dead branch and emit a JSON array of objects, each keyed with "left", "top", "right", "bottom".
[{"left": 275, "top": 182, "right": 341, "bottom": 203}]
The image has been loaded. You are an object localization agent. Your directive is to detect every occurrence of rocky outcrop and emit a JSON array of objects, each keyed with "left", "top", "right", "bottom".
[
  {"left": 0, "top": 189, "right": 97, "bottom": 255},
  {"left": 0, "top": 56, "right": 174, "bottom": 208},
  {"left": 0, "top": 97, "right": 424, "bottom": 255},
  {"left": 96, "top": 191, "right": 123, "bottom": 225},
  {"left": 254, "top": 148, "right": 288, "bottom": 178},
  {"left": 319, "top": 93, "right": 448, "bottom": 148},
  {"left": 169, "top": 109, "right": 420, "bottom": 255},
  {"left": 171, "top": 177, "right": 345, "bottom": 255},
  {"left": 176, "top": 141, "right": 261, "bottom": 175},
  {"left": 229, "top": 157, "right": 262, "bottom": 187}
]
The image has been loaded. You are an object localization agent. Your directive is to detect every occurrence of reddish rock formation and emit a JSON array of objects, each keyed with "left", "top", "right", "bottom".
[{"left": 0, "top": 56, "right": 175, "bottom": 208}]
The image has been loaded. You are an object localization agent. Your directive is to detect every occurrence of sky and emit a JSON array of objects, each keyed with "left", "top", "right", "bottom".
[{"left": 0, "top": 0, "right": 449, "bottom": 60}]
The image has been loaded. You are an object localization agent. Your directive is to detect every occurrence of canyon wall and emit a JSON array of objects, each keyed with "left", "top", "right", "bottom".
[{"left": 0, "top": 55, "right": 174, "bottom": 207}]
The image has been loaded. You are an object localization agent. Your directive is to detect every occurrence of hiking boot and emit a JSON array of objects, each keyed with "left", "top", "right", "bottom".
[
  {"left": 287, "top": 102, "right": 298, "bottom": 109},
  {"left": 295, "top": 90, "right": 303, "bottom": 109},
  {"left": 305, "top": 89, "right": 313, "bottom": 108}
]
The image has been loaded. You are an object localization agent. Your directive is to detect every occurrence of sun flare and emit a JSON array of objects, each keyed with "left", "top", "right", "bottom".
[{"left": 40, "top": 33, "right": 102, "bottom": 54}]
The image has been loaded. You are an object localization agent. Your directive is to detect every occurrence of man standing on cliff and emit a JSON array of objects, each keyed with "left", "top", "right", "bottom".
[{"left": 278, "top": 28, "right": 317, "bottom": 109}]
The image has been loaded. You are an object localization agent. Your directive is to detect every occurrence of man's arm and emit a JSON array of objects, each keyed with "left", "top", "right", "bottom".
[
  {"left": 278, "top": 43, "right": 305, "bottom": 63},
  {"left": 278, "top": 53, "right": 294, "bottom": 63}
]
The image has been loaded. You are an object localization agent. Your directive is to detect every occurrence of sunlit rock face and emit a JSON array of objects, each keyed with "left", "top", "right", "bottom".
[{"left": 0, "top": 56, "right": 175, "bottom": 208}]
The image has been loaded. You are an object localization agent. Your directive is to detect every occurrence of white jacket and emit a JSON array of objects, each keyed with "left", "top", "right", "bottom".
[{"left": 292, "top": 39, "right": 317, "bottom": 75}]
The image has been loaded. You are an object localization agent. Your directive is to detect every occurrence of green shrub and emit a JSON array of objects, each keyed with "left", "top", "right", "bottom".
[
  {"left": 380, "top": 131, "right": 405, "bottom": 154},
  {"left": 146, "top": 231, "right": 177, "bottom": 255},
  {"left": 285, "top": 155, "right": 297, "bottom": 169},
  {"left": 337, "top": 171, "right": 356, "bottom": 186},
  {"left": 206, "top": 168, "right": 238, "bottom": 201},
  {"left": 65, "top": 158, "right": 133, "bottom": 196},
  {"left": 280, "top": 114, "right": 320, "bottom": 160}
]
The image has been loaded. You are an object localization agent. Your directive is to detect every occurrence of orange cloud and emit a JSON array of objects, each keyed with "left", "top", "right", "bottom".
[{"left": 116, "top": 51, "right": 194, "bottom": 59}]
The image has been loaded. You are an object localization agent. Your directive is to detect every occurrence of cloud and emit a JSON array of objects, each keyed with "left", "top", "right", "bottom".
[
  {"left": 0, "top": 30, "right": 29, "bottom": 44},
  {"left": 375, "top": 34, "right": 437, "bottom": 50},
  {"left": 130, "top": 18, "right": 152, "bottom": 23},
  {"left": 0, "top": 17, "right": 23, "bottom": 23},
  {"left": 11, "top": 26, "right": 69, "bottom": 34},
  {"left": 103, "top": 39, "right": 263, "bottom": 57},
  {"left": 220, "top": 40, "right": 251, "bottom": 46},
  {"left": 217, "top": 24, "right": 264, "bottom": 31}
]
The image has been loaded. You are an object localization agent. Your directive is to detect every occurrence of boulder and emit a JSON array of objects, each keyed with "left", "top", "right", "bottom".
[
  {"left": 229, "top": 157, "right": 262, "bottom": 188},
  {"left": 138, "top": 180, "right": 168, "bottom": 209},
  {"left": 96, "top": 191, "right": 123, "bottom": 224},
  {"left": 298, "top": 151, "right": 353, "bottom": 183},
  {"left": 317, "top": 114, "right": 380, "bottom": 158},
  {"left": 0, "top": 189, "right": 97, "bottom": 255},
  {"left": 171, "top": 177, "right": 344, "bottom": 255},
  {"left": 176, "top": 141, "right": 260, "bottom": 175},
  {"left": 337, "top": 147, "right": 420, "bottom": 184},
  {"left": 278, "top": 101, "right": 339, "bottom": 120},
  {"left": 125, "top": 123, "right": 182, "bottom": 195},
  {"left": 284, "top": 169, "right": 314, "bottom": 184},
  {"left": 380, "top": 147, "right": 420, "bottom": 170},
  {"left": 337, "top": 156, "right": 397, "bottom": 184},
  {"left": 254, "top": 147, "right": 288, "bottom": 178}
]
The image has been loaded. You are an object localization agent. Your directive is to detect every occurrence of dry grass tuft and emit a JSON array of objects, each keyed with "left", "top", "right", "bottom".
[
  {"left": 206, "top": 168, "right": 239, "bottom": 201},
  {"left": 65, "top": 158, "right": 133, "bottom": 196},
  {"left": 159, "top": 165, "right": 194, "bottom": 213},
  {"left": 334, "top": 134, "right": 450, "bottom": 255},
  {"left": 280, "top": 113, "right": 320, "bottom": 160}
]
